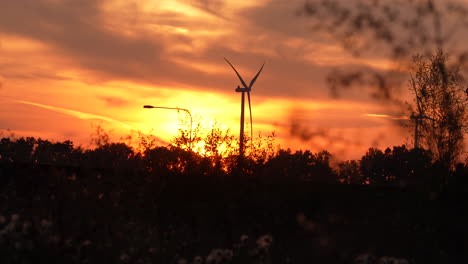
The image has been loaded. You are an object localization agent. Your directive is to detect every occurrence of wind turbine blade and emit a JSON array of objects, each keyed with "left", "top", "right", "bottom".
[
  {"left": 247, "top": 91, "right": 253, "bottom": 145},
  {"left": 421, "top": 115, "right": 435, "bottom": 121},
  {"left": 248, "top": 63, "right": 265, "bottom": 89},
  {"left": 224, "top": 58, "right": 249, "bottom": 89}
]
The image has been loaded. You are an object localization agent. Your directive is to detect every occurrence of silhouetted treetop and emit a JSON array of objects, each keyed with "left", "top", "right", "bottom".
[
  {"left": 300, "top": 0, "right": 468, "bottom": 100},
  {"left": 409, "top": 51, "right": 467, "bottom": 170}
]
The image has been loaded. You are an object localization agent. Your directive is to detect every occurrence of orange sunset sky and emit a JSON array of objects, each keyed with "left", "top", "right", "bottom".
[{"left": 0, "top": 0, "right": 464, "bottom": 160}]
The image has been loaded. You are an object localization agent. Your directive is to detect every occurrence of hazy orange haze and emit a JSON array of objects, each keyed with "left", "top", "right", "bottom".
[{"left": 0, "top": 0, "right": 424, "bottom": 160}]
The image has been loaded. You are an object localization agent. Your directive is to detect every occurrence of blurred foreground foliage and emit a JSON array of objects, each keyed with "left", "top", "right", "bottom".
[{"left": 0, "top": 128, "right": 467, "bottom": 263}]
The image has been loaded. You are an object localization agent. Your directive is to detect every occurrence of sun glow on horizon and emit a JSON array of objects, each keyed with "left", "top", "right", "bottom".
[{"left": 0, "top": 0, "right": 425, "bottom": 160}]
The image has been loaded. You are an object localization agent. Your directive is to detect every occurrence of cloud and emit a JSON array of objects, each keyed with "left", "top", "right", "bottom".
[
  {"left": 0, "top": 0, "right": 339, "bottom": 100},
  {"left": 242, "top": 0, "right": 315, "bottom": 38},
  {"left": 0, "top": 0, "right": 167, "bottom": 81},
  {"left": 18, "top": 100, "right": 132, "bottom": 129},
  {"left": 187, "top": 0, "right": 230, "bottom": 20},
  {"left": 0, "top": 0, "right": 418, "bottom": 104},
  {"left": 98, "top": 96, "right": 129, "bottom": 107}
]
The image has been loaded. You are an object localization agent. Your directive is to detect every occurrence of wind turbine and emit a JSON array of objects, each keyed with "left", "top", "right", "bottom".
[
  {"left": 411, "top": 84, "right": 435, "bottom": 149},
  {"left": 410, "top": 114, "right": 434, "bottom": 149},
  {"left": 363, "top": 112, "right": 433, "bottom": 149},
  {"left": 224, "top": 58, "right": 265, "bottom": 159}
]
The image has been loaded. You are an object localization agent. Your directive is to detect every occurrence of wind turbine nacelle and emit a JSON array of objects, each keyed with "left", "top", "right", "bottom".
[
  {"left": 235, "top": 87, "right": 251, "bottom": 92},
  {"left": 411, "top": 114, "right": 433, "bottom": 121}
]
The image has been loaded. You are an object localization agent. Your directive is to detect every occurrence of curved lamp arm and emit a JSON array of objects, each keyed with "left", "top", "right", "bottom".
[{"left": 143, "top": 105, "right": 193, "bottom": 149}]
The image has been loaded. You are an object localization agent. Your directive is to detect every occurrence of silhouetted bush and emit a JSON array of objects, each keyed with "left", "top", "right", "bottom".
[{"left": 359, "top": 145, "right": 433, "bottom": 187}]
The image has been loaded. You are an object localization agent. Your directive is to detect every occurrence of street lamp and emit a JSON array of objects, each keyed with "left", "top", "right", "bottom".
[{"left": 143, "top": 105, "right": 193, "bottom": 149}]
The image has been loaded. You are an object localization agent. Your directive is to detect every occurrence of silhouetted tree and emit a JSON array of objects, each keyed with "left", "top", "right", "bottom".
[
  {"left": 264, "top": 149, "right": 336, "bottom": 183},
  {"left": 337, "top": 160, "right": 362, "bottom": 184},
  {"left": 172, "top": 113, "right": 203, "bottom": 151},
  {"left": 247, "top": 132, "right": 278, "bottom": 166},
  {"left": 360, "top": 148, "right": 387, "bottom": 185},
  {"left": 360, "top": 145, "right": 433, "bottom": 186},
  {"left": 89, "top": 123, "right": 111, "bottom": 148},
  {"left": 203, "top": 122, "right": 236, "bottom": 173},
  {"left": 86, "top": 142, "right": 135, "bottom": 169},
  {"left": 0, "top": 137, "right": 35, "bottom": 163},
  {"left": 32, "top": 139, "right": 76, "bottom": 165},
  {"left": 386, "top": 145, "right": 433, "bottom": 187},
  {"left": 300, "top": 0, "right": 468, "bottom": 100},
  {"left": 308, "top": 150, "right": 336, "bottom": 183},
  {"left": 409, "top": 51, "right": 468, "bottom": 171},
  {"left": 144, "top": 146, "right": 179, "bottom": 177}
]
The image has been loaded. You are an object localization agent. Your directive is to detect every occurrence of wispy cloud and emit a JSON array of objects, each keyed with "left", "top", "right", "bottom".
[
  {"left": 98, "top": 96, "right": 129, "bottom": 107},
  {"left": 18, "top": 100, "right": 132, "bottom": 129},
  {"left": 364, "top": 113, "right": 408, "bottom": 120}
]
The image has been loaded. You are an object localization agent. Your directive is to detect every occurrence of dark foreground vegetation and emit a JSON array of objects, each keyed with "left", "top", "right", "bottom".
[{"left": 0, "top": 136, "right": 467, "bottom": 264}]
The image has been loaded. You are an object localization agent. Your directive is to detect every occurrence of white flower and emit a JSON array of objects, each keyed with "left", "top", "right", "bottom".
[
  {"left": 396, "top": 258, "right": 409, "bottom": 264},
  {"left": 82, "top": 240, "right": 92, "bottom": 246},
  {"left": 256, "top": 234, "right": 273, "bottom": 249},
  {"left": 240, "top": 234, "right": 248, "bottom": 242},
  {"left": 206, "top": 249, "right": 223, "bottom": 264},
  {"left": 303, "top": 220, "right": 316, "bottom": 232},
  {"left": 296, "top": 213, "right": 306, "bottom": 224},
  {"left": 177, "top": 258, "right": 188, "bottom": 264},
  {"left": 355, "top": 253, "right": 376, "bottom": 264},
  {"left": 11, "top": 214, "right": 20, "bottom": 222},
  {"left": 319, "top": 236, "right": 330, "bottom": 247},
  {"left": 22, "top": 221, "right": 32, "bottom": 232},
  {"left": 129, "top": 246, "right": 136, "bottom": 253},
  {"left": 120, "top": 253, "right": 129, "bottom": 262},
  {"left": 15, "top": 241, "right": 22, "bottom": 249},
  {"left": 193, "top": 256, "right": 203, "bottom": 264},
  {"left": 378, "top": 256, "right": 391, "bottom": 264},
  {"left": 248, "top": 248, "right": 259, "bottom": 256},
  {"left": 50, "top": 235, "right": 60, "bottom": 243},
  {"left": 40, "top": 219, "right": 52, "bottom": 228},
  {"left": 223, "top": 249, "right": 233, "bottom": 261},
  {"left": 24, "top": 239, "right": 33, "bottom": 250},
  {"left": 205, "top": 249, "right": 215, "bottom": 263},
  {"left": 378, "top": 256, "right": 408, "bottom": 264},
  {"left": 5, "top": 221, "right": 16, "bottom": 232},
  {"left": 232, "top": 243, "right": 241, "bottom": 251},
  {"left": 65, "top": 239, "right": 73, "bottom": 247}
]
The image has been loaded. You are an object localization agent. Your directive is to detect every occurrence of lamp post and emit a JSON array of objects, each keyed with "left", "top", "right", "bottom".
[{"left": 143, "top": 105, "right": 193, "bottom": 149}]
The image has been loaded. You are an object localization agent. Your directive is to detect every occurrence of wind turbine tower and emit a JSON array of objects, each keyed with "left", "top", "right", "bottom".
[
  {"left": 410, "top": 114, "right": 433, "bottom": 149},
  {"left": 224, "top": 58, "right": 265, "bottom": 159}
]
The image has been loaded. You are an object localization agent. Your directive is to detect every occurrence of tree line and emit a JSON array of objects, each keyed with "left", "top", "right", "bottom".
[{"left": 0, "top": 132, "right": 465, "bottom": 189}]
